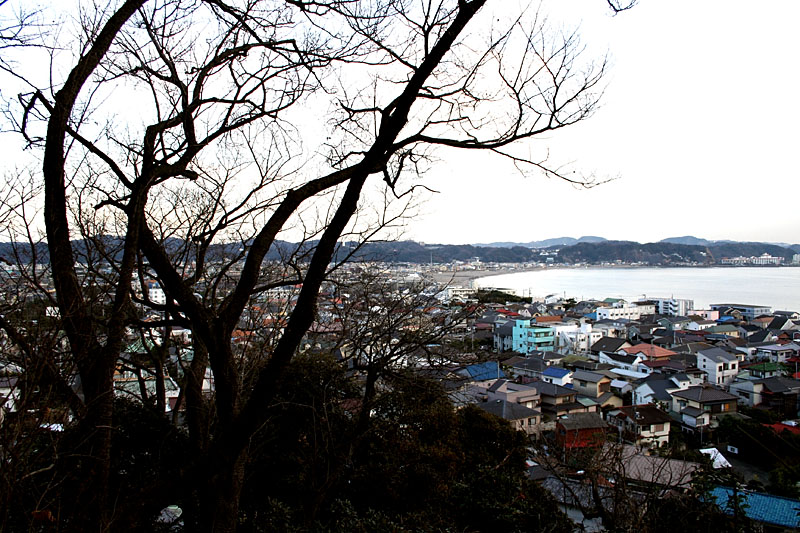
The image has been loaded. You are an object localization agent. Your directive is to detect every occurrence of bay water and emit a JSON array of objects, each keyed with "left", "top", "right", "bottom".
[{"left": 474, "top": 266, "right": 800, "bottom": 312}]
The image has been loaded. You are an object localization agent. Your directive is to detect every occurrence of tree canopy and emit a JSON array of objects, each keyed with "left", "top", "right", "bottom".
[{"left": 0, "top": 0, "right": 609, "bottom": 530}]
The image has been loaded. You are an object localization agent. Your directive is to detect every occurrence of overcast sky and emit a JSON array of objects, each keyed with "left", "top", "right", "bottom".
[
  {"left": 402, "top": 1, "right": 800, "bottom": 246},
  {"left": 3, "top": 1, "right": 798, "bottom": 247}
]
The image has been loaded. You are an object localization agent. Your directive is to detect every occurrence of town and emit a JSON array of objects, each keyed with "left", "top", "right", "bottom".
[
  {"left": 1, "top": 0, "right": 797, "bottom": 528},
  {"left": 3, "top": 256, "right": 800, "bottom": 530}
]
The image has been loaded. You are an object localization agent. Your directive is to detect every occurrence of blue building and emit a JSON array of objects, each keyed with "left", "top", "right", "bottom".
[{"left": 512, "top": 319, "right": 555, "bottom": 353}]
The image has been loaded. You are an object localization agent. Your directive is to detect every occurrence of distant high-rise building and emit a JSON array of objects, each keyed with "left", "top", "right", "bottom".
[{"left": 649, "top": 297, "right": 694, "bottom": 317}]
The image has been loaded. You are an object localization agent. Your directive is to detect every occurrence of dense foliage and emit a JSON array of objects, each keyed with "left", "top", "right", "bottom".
[
  {"left": 235, "top": 354, "right": 571, "bottom": 532},
  {"left": 1, "top": 354, "right": 572, "bottom": 531}
]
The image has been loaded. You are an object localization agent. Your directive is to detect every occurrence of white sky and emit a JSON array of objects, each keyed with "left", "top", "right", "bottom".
[
  {"left": 3, "top": 1, "right": 799, "bottom": 247},
  {"left": 403, "top": 1, "right": 800, "bottom": 245}
]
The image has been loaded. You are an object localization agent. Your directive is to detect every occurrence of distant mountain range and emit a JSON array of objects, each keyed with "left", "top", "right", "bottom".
[
  {"left": 343, "top": 237, "right": 800, "bottom": 264},
  {"left": 476, "top": 236, "right": 607, "bottom": 248},
  {"left": 1, "top": 236, "right": 798, "bottom": 266},
  {"left": 479, "top": 235, "right": 800, "bottom": 250}
]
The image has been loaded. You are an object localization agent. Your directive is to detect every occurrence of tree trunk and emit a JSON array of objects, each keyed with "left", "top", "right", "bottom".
[
  {"left": 67, "top": 362, "right": 116, "bottom": 530},
  {"left": 195, "top": 450, "right": 248, "bottom": 533}
]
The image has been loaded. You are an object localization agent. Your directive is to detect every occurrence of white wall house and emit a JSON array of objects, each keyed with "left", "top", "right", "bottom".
[
  {"left": 554, "top": 322, "right": 601, "bottom": 354},
  {"left": 596, "top": 304, "right": 646, "bottom": 321},
  {"left": 697, "top": 347, "right": 740, "bottom": 386}
]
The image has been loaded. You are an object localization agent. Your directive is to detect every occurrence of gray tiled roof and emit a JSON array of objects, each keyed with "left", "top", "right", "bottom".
[
  {"left": 557, "top": 412, "right": 607, "bottom": 431},
  {"left": 672, "top": 385, "right": 737, "bottom": 403},
  {"left": 572, "top": 369, "right": 606, "bottom": 383},
  {"left": 477, "top": 399, "right": 540, "bottom": 421},
  {"left": 757, "top": 377, "right": 800, "bottom": 394},
  {"left": 698, "top": 347, "right": 738, "bottom": 363}
]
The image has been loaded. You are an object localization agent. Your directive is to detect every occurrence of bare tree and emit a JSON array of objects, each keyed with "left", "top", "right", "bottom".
[{"left": 1, "top": 0, "right": 609, "bottom": 529}]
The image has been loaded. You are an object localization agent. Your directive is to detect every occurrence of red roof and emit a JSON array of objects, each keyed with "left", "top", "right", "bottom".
[
  {"left": 765, "top": 423, "right": 800, "bottom": 435},
  {"left": 622, "top": 343, "right": 676, "bottom": 359},
  {"left": 535, "top": 315, "right": 563, "bottom": 323},
  {"left": 641, "top": 359, "right": 671, "bottom": 368}
]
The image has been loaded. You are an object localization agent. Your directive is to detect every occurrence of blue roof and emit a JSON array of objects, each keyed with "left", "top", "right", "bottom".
[
  {"left": 542, "top": 367, "right": 570, "bottom": 378},
  {"left": 462, "top": 361, "right": 506, "bottom": 381},
  {"left": 710, "top": 487, "right": 800, "bottom": 528},
  {"left": 584, "top": 312, "right": 597, "bottom": 320}
]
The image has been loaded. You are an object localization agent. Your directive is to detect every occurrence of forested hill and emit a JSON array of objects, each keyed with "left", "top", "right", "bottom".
[
  {"left": 334, "top": 240, "right": 538, "bottom": 263},
  {"left": 346, "top": 239, "right": 797, "bottom": 264},
  {"left": 548, "top": 240, "right": 796, "bottom": 265},
  {"left": 554, "top": 241, "right": 712, "bottom": 265},
  {"left": 1, "top": 239, "right": 796, "bottom": 266}
]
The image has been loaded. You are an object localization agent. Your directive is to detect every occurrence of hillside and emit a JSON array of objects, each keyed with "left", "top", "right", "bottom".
[
  {"left": 554, "top": 241, "right": 713, "bottom": 265},
  {"left": 1, "top": 238, "right": 795, "bottom": 266}
]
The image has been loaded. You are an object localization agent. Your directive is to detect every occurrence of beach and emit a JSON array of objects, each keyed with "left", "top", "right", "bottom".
[{"left": 422, "top": 266, "right": 543, "bottom": 287}]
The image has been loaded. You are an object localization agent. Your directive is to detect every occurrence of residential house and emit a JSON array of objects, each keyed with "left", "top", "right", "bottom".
[
  {"left": 483, "top": 379, "right": 541, "bottom": 409},
  {"left": 632, "top": 373, "right": 685, "bottom": 408},
  {"left": 592, "top": 320, "right": 629, "bottom": 339},
  {"left": 689, "top": 309, "right": 720, "bottom": 321},
  {"left": 590, "top": 336, "right": 631, "bottom": 355},
  {"left": 767, "top": 315, "right": 796, "bottom": 331},
  {"left": 571, "top": 370, "right": 622, "bottom": 409},
  {"left": 536, "top": 380, "right": 596, "bottom": 418},
  {"left": 687, "top": 319, "right": 716, "bottom": 331},
  {"left": 749, "top": 316, "right": 774, "bottom": 329},
  {"left": 541, "top": 366, "right": 573, "bottom": 386},
  {"left": 556, "top": 412, "right": 608, "bottom": 449},
  {"left": 621, "top": 343, "right": 677, "bottom": 362},
  {"left": 627, "top": 323, "right": 660, "bottom": 343},
  {"left": 492, "top": 320, "right": 514, "bottom": 352},
  {"left": 743, "top": 362, "right": 786, "bottom": 380},
  {"left": 554, "top": 322, "right": 601, "bottom": 355},
  {"left": 711, "top": 303, "right": 772, "bottom": 322},
  {"left": 0, "top": 376, "right": 18, "bottom": 413},
  {"left": 599, "top": 351, "right": 645, "bottom": 373},
  {"left": 606, "top": 404, "right": 673, "bottom": 447},
  {"left": 709, "top": 488, "right": 800, "bottom": 530},
  {"left": 705, "top": 324, "right": 743, "bottom": 338},
  {"left": 595, "top": 303, "right": 647, "bottom": 321},
  {"left": 670, "top": 385, "right": 738, "bottom": 429},
  {"left": 747, "top": 329, "right": 778, "bottom": 344},
  {"left": 512, "top": 319, "right": 556, "bottom": 353},
  {"left": 697, "top": 347, "right": 740, "bottom": 386},
  {"left": 455, "top": 361, "right": 506, "bottom": 382},
  {"left": 505, "top": 355, "right": 548, "bottom": 382},
  {"left": 657, "top": 316, "right": 691, "bottom": 331},
  {"left": 730, "top": 377, "right": 800, "bottom": 417},
  {"left": 756, "top": 343, "right": 800, "bottom": 363},
  {"left": 477, "top": 399, "right": 541, "bottom": 436}
]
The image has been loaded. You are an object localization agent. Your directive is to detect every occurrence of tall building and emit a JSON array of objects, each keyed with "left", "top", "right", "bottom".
[{"left": 650, "top": 297, "right": 694, "bottom": 317}]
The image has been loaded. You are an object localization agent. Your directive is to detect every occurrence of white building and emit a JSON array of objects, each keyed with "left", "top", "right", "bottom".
[
  {"left": 649, "top": 297, "right": 694, "bottom": 317},
  {"left": 554, "top": 322, "right": 601, "bottom": 354},
  {"left": 697, "top": 347, "right": 740, "bottom": 386},
  {"left": 596, "top": 304, "right": 646, "bottom": 321}
]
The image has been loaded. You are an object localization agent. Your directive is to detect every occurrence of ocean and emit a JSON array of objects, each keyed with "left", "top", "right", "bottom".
[{"left": 474, "top": 266, "right": 800, "bottom": 312}]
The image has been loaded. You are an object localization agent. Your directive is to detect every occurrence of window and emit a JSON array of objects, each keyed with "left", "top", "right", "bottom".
[{"left": 652, "top": 424, "right": 665, "bottom": 432}]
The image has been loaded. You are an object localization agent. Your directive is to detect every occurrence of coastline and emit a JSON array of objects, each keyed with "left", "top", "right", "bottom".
[
  {"left": 423, "top": 264, "right": 800, "bottom": 286},
  {"left": 423, "top": 266, "right": 545, "bottom": 287},
  {"left": 422, "top": 265, "right": 800, "bottom": 311}
]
